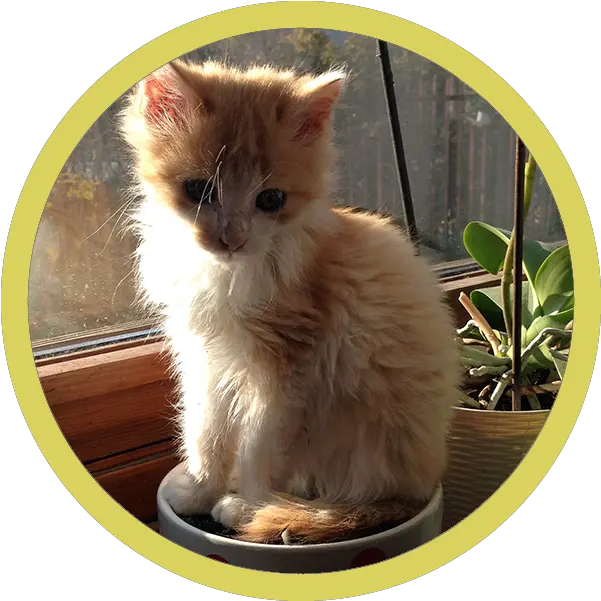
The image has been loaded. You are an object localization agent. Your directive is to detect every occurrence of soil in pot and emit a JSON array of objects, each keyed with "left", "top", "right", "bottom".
[{"left": 180, "top": 513, "right": 417, "bottom": 545}]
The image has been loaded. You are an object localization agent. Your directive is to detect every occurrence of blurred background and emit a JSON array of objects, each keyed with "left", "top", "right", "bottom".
[{"left": 28, "top": 29, "right": 564, "bottom": 344}]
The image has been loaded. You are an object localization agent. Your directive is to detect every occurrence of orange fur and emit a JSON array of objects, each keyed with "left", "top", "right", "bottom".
[
  {"left": 238, "top": 495, "right": 421, "bottom": 544},
  {"left": 120, "top": 61, "right": 461, "bottom": 543}
]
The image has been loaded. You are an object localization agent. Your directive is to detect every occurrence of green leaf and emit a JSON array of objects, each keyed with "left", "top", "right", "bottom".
[
  {"left": 464, "top": 222, "right": 508, "bottom": 274},
  {"left": 463, "top": 222, "right": 554, "bottom": 295},
  {"left": 528, "top": 344, "right": 555, "bottom": 370},
  {"left": 458, "top": 345, "right": 512, "bottom": 367},
  {"left": 550, "top": 349, "right": 569, "bottom": 381},
  {"left": 525, "top": 309, "right": 574, "bottom": 346},
  {"left": 470, "top": 289, "right": 505, "bottom": 332},
  {"left": 470, "top": 285, "right": 535, "bottom": 332},
  {"left": 538, "top": 345, "right": 569, "bottom": 379},
  {"left": 463, "top": 222, "right": 550, "bottom": 323},
  {"left": 509, "top": 332, "right": 552, "bottom": 369},
  {"left": 534, "top": 245, "right": 574, "bottom": 315},
  {"left": 493, "top": 329, "right": 508, "bottom": 346}
]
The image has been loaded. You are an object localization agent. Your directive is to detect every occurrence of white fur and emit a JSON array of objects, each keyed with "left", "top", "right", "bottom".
[{"left": 134, "top": 189, "right": 336, "bottom": 513}]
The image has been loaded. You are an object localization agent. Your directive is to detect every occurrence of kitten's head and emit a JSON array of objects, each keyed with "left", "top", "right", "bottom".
[{"left": 122, "top": 61, "right": 345, "bottom": 260}]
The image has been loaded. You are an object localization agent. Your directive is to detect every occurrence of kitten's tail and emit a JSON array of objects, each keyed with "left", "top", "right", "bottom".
[{"left": 237, "top": 494, "right": 421, "bottom": 544}]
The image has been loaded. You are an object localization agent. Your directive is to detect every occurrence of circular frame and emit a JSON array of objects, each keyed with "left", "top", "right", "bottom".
[{"left": 2, "top": 2, "right": 600, "bottom": 599}]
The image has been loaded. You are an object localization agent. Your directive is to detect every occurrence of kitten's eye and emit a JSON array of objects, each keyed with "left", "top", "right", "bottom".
[
  {"left": 183, "top": 179, "right": 217, "bottom": 204},
  {"left": 256, "top": 189, "right": 286, "bottom": 212}
]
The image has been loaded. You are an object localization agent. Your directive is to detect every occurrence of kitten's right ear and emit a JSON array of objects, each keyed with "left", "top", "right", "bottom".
[
  {"left": 291, "top": 70, "right": 347, "bottom": 143},
  {"left": 136, "top": 61, "right": 201, "bottom": 128}
]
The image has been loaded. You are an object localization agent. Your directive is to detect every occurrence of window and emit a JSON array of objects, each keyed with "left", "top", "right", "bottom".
[
  {"left": 31, "top": 29, "right": 565, "bottom": 527},
  {"left": 29, "top": 29, "right": 563, "bottom": 349}
]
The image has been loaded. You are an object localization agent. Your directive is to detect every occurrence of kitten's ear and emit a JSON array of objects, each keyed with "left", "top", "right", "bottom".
[
  {"left": 138, "top": 61, "right": 200, "bottom": 127},
  {"left": 292, "top": 70, "right": 346, "bottom": 143}
]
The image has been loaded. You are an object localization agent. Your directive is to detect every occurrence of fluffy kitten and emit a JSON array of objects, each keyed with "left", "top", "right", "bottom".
[{"left": 121, "top": 60, "right": 460, "bottom": 543}]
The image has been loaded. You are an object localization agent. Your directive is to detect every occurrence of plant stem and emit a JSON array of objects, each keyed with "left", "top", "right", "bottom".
[
  {"left": 501, "top": 153, "right": 537, "bottom": 346},
  {"left": 458, "top": 292, "right": 502, "bottom": 355}
]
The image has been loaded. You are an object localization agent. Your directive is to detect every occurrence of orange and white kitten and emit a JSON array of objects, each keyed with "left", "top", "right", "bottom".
[{"left": 121, "top": 61, "right": 460, "bottom": 543}]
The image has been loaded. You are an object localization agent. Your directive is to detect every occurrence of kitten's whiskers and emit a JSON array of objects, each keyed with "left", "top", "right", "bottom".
[
  {"left": 215, "top": 145, "right": 227, "bottom": 164},
  {"left": 248, "top": 172, "right": 273, "bottom": 198},
  {"left": 81, "top": 195, "right": 136, "bottom": 255}
]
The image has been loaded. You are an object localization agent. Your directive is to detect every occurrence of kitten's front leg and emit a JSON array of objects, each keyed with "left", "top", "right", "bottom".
[
  {"left": 212, "top": 401, "right": 300, "bottom": 528},
  {"left": 164, "top": 384, "right": 236, "bottom": 516}
]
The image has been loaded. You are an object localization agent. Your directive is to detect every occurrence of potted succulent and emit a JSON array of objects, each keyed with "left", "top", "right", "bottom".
[
  {"left": 157, "top": 465, "right": 443, "bottom": 573},
  {"left": 443, "top": 153, "right": 573, "bottom": 529}
]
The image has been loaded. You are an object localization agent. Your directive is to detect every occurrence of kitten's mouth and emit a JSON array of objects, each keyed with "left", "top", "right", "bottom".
[
  {"left": 223, "top": 251, "right": 244, "bottom": 261},
  {"left": 198, "top": 235, "right": 253, "bottom": 261},
  {"left": 215, "top": 244, "right": 252, "bottom": 262},
  {"left": 217, "top": 235, "right": 249, "bottom": 255}
]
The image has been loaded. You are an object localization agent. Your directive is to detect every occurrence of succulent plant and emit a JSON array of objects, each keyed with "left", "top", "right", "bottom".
[{"left": 457, "top": 157, "right": 572, "bottom": 410}]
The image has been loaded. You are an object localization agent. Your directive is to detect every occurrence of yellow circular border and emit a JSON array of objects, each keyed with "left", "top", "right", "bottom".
[{"left": 2, "top": 2, "right": 600, "bottom": 599}]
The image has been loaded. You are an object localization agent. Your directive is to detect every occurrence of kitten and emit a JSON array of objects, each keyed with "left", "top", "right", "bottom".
[{"left": 121, "top": 60, "right": 460, "bottom": 544}]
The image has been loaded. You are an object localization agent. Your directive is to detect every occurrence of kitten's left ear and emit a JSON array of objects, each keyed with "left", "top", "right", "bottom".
[{"left": 293, "top": 70, "right": 346, "bottom": 142}]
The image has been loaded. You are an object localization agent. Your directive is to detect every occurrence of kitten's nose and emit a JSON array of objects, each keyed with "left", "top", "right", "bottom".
[
  {"left": 220, "top": 236, "right": 247, "bottom": 252},
  {"left": 219, "top": 224, "right": 248, "bottom": 252}
]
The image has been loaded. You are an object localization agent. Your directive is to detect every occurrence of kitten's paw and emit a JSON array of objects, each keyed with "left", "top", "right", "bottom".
[
  {"left": 163, "top": 465, "right": 218, "bottom": 516},
  {"left": 211, "top": 494, "right": 253, "bottom": 529}
]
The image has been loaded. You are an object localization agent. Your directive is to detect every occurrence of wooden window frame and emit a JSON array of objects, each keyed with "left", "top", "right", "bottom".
[{"left": 35, "top": 266, "right": 501, "bottom": 526}]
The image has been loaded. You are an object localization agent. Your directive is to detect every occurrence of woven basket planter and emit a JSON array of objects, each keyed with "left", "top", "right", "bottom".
[{"left": 442, "top": 407, "right": 550, "bottom": 531}]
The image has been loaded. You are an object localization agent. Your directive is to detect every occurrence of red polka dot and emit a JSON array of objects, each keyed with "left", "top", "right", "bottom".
[
  {"left": 207, "top": 554, "right": 229, "bottom": 563},
  {"left": 351, "top": 548, "right": 387, "bottom": 568}
]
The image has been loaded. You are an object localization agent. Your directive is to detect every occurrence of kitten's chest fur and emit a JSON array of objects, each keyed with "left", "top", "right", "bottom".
[
  {"left": 160, "top": 252, "right": 335, "bottom": 409},
  {"left": 194, "top": 269, "right": 331, "bottom": 394}
]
